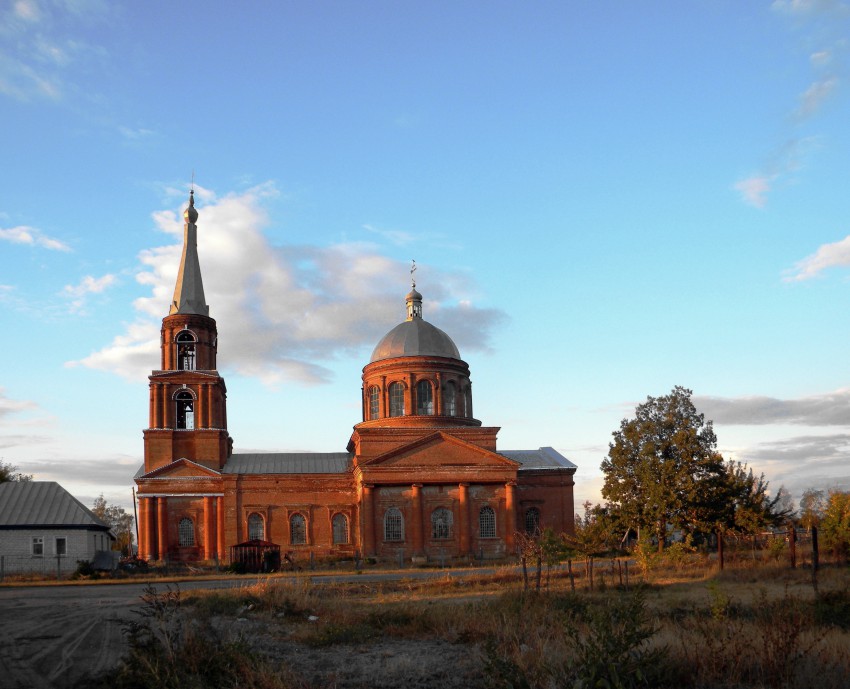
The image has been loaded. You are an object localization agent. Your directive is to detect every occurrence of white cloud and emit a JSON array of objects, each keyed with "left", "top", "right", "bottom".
[
  {"left": 0, "top": 0, "right": 110, "bottom": 103},
  {"left": 771, "top": 0, "right": 839, "bottom": 15},
  {"left": 0, "top": 225, "right": 70, "bottom": 251},
  {"left": 118, "top": 125, "right": 154, "bottom": 141},
  {"left": 362, "top": 223, "right": 416, "bottom": 246},
  {"left": 68, "top": 184, "right": 506, "bottom": 385},
  {"left": 738, "top": 2, "right": 847, "bottom": 207},
  {"left": 810, "top": 49, "right": 832, "bottom": 66},
  {"left": 695, "top": 388, "right": 850, "bottom": 426},
  {"left": 13, "top": 0, "right": 41, "bottom": 22},
  {"left": 784, "top": 234, "right": 850, "bottom": 281},
  {"left": 62, "top": 273, "right": 117, "bottom": 313},
  {"left": 0, "top": 388, "right": 37, "bottom": 420},
  {"left": 734, "top": 175, "right": 772, "bottom": 208},
  {"left": 794, "top": 76, "right": 839, "bottom": 120}
]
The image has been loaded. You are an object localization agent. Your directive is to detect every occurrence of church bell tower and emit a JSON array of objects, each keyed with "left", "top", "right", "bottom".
[{"left": 143, "top": 191, "right": 232, "bottom": 472}]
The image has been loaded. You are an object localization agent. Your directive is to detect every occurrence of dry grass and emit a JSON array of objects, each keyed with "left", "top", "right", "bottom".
[{"left": 77, "top": 557, "right": 850, "bottom": 688}]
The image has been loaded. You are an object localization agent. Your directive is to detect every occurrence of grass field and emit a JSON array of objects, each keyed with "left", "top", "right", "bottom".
[{"left": 80, "top": 550, "right": 850, "bottom": 689}]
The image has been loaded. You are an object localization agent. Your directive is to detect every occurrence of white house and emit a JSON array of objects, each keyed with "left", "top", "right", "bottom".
[{"left": 0, "top": 481, "right": 116, "bottom": 577}]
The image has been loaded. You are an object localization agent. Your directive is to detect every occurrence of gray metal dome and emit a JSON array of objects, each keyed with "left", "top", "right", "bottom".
[{"left": 370, "top": 318, "right": 461, "bottom": 363}]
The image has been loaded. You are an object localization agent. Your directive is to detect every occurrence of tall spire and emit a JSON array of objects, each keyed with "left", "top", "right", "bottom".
[
  {"left": 169, "top": 190, "right": 209, "bottom": 316},
  {"left": 405, "top": 260, "right": 423, "bottom": 321}
]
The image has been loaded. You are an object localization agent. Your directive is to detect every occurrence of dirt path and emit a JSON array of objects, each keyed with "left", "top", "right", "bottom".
[{"left": 0, "top": 586, "right": 134, "bottom": 688}]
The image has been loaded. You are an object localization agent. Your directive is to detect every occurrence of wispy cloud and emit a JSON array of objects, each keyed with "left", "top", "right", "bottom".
[
  {"left": 68, "top": 184, "right": 506, "bottom": 385},
  {"left": 0, "top": 388, "right": 37, "bottom": 420},
  {"left": 62, "top": 273, "right": 117, "bottom": 313},
  {"left": 0, "top": 0, "right": 111, "bottom": 103},
  {"left": 784, "top": 234, "right": 850, "bottom": 281},
  {"left": 118, "top": 125, "right": 155, "bottom": 141},
  {"left": 362, "top": 223, "right": 416, "bottom": 246},
  {"left": 735, "top": 2, "right": 848, "bottom": 207},
  {"left": 794, "top": 76, "right": 839, "bottom": 120},
  {"left": 723, "top": 431, "right": 850, "bottom": 499},
  {"left": 734, "top": 176, "right": 772, "bottom": 209},
  {"left": 0, "top": 225, "right": 70, "bottom": 251},
  {"left": 696, "top": 388, "right": 850, "bottom": 426}
]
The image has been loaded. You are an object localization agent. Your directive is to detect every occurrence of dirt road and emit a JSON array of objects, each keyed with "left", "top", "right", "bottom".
[{"left": 0, "top": 579, "right": 259, "bottom": 689}]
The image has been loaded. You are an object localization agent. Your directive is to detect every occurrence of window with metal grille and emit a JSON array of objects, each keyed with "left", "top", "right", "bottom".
[
  {"left": 431, "top": 507, "right": 453, "bottom": 539},
  {"left": 290, "top": 513, "right": 307, "bottom": 545},
  {"left": 416, "top": 380, "right": 433, "bottom": 415},
  {"left": 176, "top": 330, "right": 196, "bottom": 371},
  {"left": 384, "top": 507, "right": 404, "bottom": 542},
  {"left": 332, "top": 513, "right": 349, "bottom": 544},
  {"left": 525, "top": 507, "right": 540, "bottom": 534},
  {"left": 248, "top": 513, "right": 264, "bottom": 541},
  {"left": 368, "top": 386, "right": 380, "bottom": 420},
  {"left": 479, "top": 506, "right": 496, "bottom": 538},
  {"left": 443, "top": 381, "right": 457, "bottom": 416},
  {"left": 389, "top": 382, "right": 405, "bottom": 417},
  {"left": 178, "top": 517, "right": 194, "bottom": 546}
]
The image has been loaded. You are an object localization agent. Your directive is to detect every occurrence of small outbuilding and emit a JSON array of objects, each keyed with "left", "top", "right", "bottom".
[
  {"left": 0, "top": 481, "right": 116, "bottom": 577},
  {"left": 230, "top": 539, "right": 281, "bottom": 573}
]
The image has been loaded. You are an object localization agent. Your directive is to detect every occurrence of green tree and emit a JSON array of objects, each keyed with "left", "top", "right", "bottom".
[
  {"left": 820, "top": 491, "right": 850, "bottom": 560},
  {"left": 564, "top": 501, "right": 614, "bottom": 559},
  {"left": 720, "top": 461, "right": 790, "bottom": 536},
  {"left": 92, "top": 495, "right": 135, "bottom": 555},
  {"left": 799, "top": 488, "right": 827, "bottom": 531},
  {"left": 601, "top": 386, "right": 727, "bottom": 551},
  {"left": 0, "top": 460, "right": 32, "bottom": 483}
]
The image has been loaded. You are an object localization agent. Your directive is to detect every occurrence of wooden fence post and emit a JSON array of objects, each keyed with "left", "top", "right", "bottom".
[
  {"left": 788, "top": 524, "right": 796, "bottom": 569},
  {"left": 717, "top": 529, "right": 724, "bottom": 571}
]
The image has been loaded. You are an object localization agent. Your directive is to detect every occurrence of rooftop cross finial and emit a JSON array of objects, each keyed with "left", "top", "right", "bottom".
[{"left": 410, "top": 259, "right": 416, "bottom": 289}]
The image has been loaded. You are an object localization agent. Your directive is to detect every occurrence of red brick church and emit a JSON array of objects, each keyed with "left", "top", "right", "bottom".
[{"left": 135, "top": 192, "right": 576, "bottom": 564}]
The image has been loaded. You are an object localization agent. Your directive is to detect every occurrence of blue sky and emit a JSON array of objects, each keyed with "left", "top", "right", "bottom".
[{"left": 2, "top": 0, "right": 850, "bottom": 514}]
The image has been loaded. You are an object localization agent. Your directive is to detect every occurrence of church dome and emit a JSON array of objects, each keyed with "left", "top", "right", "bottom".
[
  {"left": 369, "top": 284, "right": 461, "bottom": 363},
  {"left": 370, "top": 319, "right": 460, "bottom": 363}
]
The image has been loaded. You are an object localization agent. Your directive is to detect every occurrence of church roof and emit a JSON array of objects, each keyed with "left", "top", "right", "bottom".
[
  {"left": 501, "top": 447, "right": 577, "bottom": 471},
  {"left": 169, "top": 190, "right": 209, "bottom": 316},
  {"left": 223, "top": 452, "right": 352, "bottom": 474},
  {"left": 370, "top": 283, "right": 461, "bottom": 363},
  {"left": 0, "top": 481, "right": 112, "bottom": 529}
]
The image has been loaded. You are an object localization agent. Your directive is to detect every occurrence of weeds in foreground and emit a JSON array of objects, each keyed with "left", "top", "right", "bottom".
[
  {"left": 77, "top": 565, "right": 850, "bottom": 689},
  {"left": 486, "top": 589, "right": 665, "bottom": 689},
  {"left": 78, "top": 584, "right": 295, "bottom": 689}
]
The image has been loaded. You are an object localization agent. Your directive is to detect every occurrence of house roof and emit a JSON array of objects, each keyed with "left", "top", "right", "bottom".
[
  {"left": 501, "top": 447, "right": 577, "bottom": 471},
  {"left": 0, "top": 481, "right": 112, "bottom": 530},
  {"left": 223, "top": 453, "right": 352, "bottom": 474}
]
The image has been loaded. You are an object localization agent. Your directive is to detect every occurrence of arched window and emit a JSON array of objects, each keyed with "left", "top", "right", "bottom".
[
  {"left": 525, "top": 507, "right": 541, "bottom": 534},
  {"left": 248, "top": 513, "right": 264, "bottom": 541},
  {"left": 332, "top": 513, "right": 349, "bottom": 544},
  {"left": 290, "top": 513, "right": 307, "bottom": 545},
  {"left": 368, "top": 386, "right": 380, "bottom": 420},
  {"left": 416, "top": 380, "right": 434, "bottom": 415},
  {"left": 384, "top": 507, "right": 404, "bottom": 542},
  {"left": 479, "top": 506, "right": 496, "bottom": 538},
  {"left": 176, "top": 331, "right": 196, "bottom": 371},
  {"left": 443, "top": 381, "right": 457, "bottom": 417},
  {"left": 431, "top": 507, "right": 453, "bottom": 540},
  {"left": 388, "top": 382, "right": 405, "bottom": 417},
  {"left": 178, "top": 517, "right": 195, "bottom": 546},
  {"left": 464, "top": 388, "right": 473, "bottom": 418},
  {"left": 175, "top": 390, "right": 195, "bottom": 429}
]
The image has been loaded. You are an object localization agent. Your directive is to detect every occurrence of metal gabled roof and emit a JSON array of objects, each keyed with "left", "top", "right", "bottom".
[
  {"left": 501, "top": 447, "right": 577, "bottom": 471},
  {"left": 223, "top": 452, "right": 352, "bottom": 475},
  {"left": 0, "top": 481, "right": 111, "bottom": 529}
]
